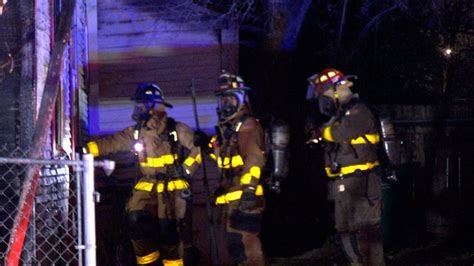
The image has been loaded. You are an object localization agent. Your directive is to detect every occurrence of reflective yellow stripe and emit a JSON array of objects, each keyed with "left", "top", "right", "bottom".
[
  {"left": 134, "top": 181, "right": 154, "bottom": 192},
  {"left": 136, "top": 250, "right": 160, "bottom": 265},
  {"left": 215, "top": 185, "right": 264, "bottom": 205},
  {"left": 216, "top": 190, "right": 242, "bottom": 204},
  {"left": 323, "top": 127, "right": 333, "bottom": 142},
  {"left": 195, "top": 153, "right": 202, "bottom": 164},
  {"left": 210, "top": 153, "right": 217, "bottom": 160},
  {"left": 183, "top": 157, "right": 195, "bottom": 167},
  {"left": 325, "top": 161, "right": 380, "bottom": 177},
  {"left": 134, "top": 180, "right": 189, "bottom": 193},
  {"left": 156, "top": 180, "right": 189, "bottom": 193},
  {"left": 323, "top": 127, "right": 379, "bottom": 144},
  {"left": 86, "top": 142, "right": 99, "bottom": 157},
  {"left": 140, "top": 154, "right": 178, "bottom": 167},
  {"left": 240, "top": 173, "right": 252, "bottom": 185},
  {"left": 163, "top": 258, "right": 184, "bottom": 266},
  {"left": 351, "top": 134, "right": 380, "bottom": 144},
  {"left": 250, "top": 166, "right": 261, "bottom": 178},
  {"left": 184, "top": 154, "right": 202, "bottom": 167},
  {"left": 240, "top": 166, "right": 261, "bottom": 185},
  {"left": 217, "top": 155, "right": 244, "bottom": 168},
  {"left": 209, "top": 136, "right": 217, "bottom": 148}
]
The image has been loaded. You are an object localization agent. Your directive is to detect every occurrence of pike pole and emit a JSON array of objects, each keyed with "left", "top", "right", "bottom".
[{"left": 191, "top": 78, "right": 220, "bottom": 265}]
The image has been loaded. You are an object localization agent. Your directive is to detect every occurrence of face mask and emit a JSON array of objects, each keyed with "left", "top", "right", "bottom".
[
  {"left": 217, "top": 92, "right": 243, "bottom": 121},
  {"left": 218, "top": 104, "right": 237, "bottom": 120},
  {"left": 131, "top": 102, "right": 153, "bottom": 122},
  {"left": 318, "top": 95, "right": 337, "bottom": 117}
]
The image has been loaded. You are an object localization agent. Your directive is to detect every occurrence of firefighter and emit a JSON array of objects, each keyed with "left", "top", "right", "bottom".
[
  {"left": 210, "top": 71, "right": 266, "bottom": 265},
  {"left": 307, "top": 68, "right": 385, "bottom": 265},
  {"left": 84, "top": 83, "right": 201, "bottom": 266}
]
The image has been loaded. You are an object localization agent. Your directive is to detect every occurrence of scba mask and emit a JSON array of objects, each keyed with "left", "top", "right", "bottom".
[
  {"left": 131, "top": 102, "right": 156, "bottom": 122},
  {"left": 318, "top": 94, "right": 338, "bottom": 117},
  {"left": 216, "top": 90, "right": 245, "bottom": 121},
  {"left": 130, "top": 83, "right": 172, "bottom": 122}
]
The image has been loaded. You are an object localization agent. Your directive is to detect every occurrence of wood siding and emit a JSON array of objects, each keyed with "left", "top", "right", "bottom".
[
  {"left": 97, "top": 96, "right": 217, "bottom": 135},
  {"left": 91, "top": 0, "right": 238, "bottom": 135},
  {"left": 32, "top": 0, "right": 89, "bottom": 157},
  {"left": 73, "top": 0, "right": 90, "bottom": 148},
  {"left": 91, "top": 2, "right": 238, "bottom": 263}
]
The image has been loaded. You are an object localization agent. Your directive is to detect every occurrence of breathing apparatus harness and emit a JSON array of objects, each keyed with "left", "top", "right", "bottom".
[
  {"left": 215, "top": 114, "right": 249, "bottom": 185},
  {"left": 325, "top": 77, "right": 363, "bottom": 175},
  {"left": 132, "top": 117, "right": 191, "bottom": 199}
]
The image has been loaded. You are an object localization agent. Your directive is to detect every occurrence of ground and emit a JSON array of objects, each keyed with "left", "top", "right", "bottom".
[{"left": 269, "top": 233, "right": 474, "bottom": 265}]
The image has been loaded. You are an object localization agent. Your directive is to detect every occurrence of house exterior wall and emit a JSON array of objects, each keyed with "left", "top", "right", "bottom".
[
  {"left": 89, "top": 0, "right": 238, "bottom": 135},
  {"left": 34, "top": 0, "right": 88, "bottom": 158},
  {"left": 74, "top": 0, "right": 90, "bottom": 147},
  {"left": 0, "top": 0, "right": 89, "bottom": 263},
  {"left": 88, "top": 2, "right": 239, "bottom": 264}
]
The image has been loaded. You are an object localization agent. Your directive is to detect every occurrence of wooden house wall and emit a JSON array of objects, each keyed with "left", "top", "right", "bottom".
[
  {"left": 75, "top": 0, "right": 90, "bottom": 147},
  {"left": 34, "top": 0, "right": 88, "bottom": 158},
  {"left": 90, "top": 4, "right": 239, "bottom": 263},
  {"left": 90, "top": 0, "right": 238, "bottom": 135}
]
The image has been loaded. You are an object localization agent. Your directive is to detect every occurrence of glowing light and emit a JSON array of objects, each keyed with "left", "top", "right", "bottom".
[
  {"left": 134, "top": 142, "right": 144, "bottom": 152},
  {"left": 0, "top": 0, "right": 7, "bottom": 15},
  {"left": 444, "top": 48, "right": 453, "bottom": 57}
]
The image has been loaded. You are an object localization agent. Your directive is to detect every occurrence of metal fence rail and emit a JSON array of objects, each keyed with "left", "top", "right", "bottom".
[{"left": 0, "top": 146, "right": 113, "bottom": 265}]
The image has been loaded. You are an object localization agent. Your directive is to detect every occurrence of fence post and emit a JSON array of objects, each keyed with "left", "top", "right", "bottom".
[
  {"left": 76, "top": 153, "right": 84, "bottom": 266},
  {"left": 82, "top": 154, "right": 96, "bottom": 265}
]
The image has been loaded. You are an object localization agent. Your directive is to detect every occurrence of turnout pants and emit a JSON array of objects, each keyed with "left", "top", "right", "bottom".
[
  {"left": 333, "top": 170, "right": 385, "bottom": 266},
  {"left": 126, "top": 178, "right": 187, "bottom": 266},
  {"left": 222, "top": 199, "right": 265, "bottom": 265}
]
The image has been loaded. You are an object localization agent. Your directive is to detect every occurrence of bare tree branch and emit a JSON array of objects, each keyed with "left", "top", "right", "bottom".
[
  {"left": 349, "top": 3, "right": 400, "bottom": 60},
  {"left": 337, "top": 0, "right": 349, "bottom": 44}
]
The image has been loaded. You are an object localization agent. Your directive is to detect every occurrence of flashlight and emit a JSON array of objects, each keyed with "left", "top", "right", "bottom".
[{"left": 134, "top": 142, "right": 144, "bottom": 153}]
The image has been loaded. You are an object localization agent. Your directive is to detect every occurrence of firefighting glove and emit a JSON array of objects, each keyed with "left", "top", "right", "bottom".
[
  {"left": 239, "top": 188, "right": 257, "bottom": 212},
  {"left": 193, "top": 130, "right": 211, "bottom": 149},
  {"left": 306, "top": 127, "right": 323, "bottom": 145}
]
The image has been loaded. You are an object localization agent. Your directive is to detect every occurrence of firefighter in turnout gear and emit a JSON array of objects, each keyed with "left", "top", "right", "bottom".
[
  {"left": 84, "top": 84, "right": 201, "bottom": 266},
  {"left": 211, "top": 71, "right": 266, "bottom": 265},
  {"left": 307, "top": 68, "right": 385, "bottom": 266}
]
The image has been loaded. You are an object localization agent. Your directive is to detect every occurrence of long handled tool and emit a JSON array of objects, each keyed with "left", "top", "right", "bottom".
[{"left": 190, "top": 78, "right": 220, "bottom": 265}]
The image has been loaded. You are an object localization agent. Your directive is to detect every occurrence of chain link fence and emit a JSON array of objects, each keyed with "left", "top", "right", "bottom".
[{"left": 0, "top": 145, "right": 95, "bottom": 265}]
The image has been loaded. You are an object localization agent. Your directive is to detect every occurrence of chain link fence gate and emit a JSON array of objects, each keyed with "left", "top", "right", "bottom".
[{"left": 0, "top": 145, "right": 114, "bottom": 265}]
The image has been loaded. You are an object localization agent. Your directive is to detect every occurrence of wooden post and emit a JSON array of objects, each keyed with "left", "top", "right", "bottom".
[{"left": 6, "top": 0, "right": 77, "bottom": 264}]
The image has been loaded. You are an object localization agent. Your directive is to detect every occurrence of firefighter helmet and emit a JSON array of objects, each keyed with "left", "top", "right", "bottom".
[
  {"left": 215, "top": 71, "right": 251, "bottom": 95},
  {"left": 307, "top": 68, "right": 353, "bottom": 99},
  {"left": 131, "top": 83, "right": 173, "bottom": 108},
  {"left": 215, "top": 71, "right": 251, "bottom": 122}
]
